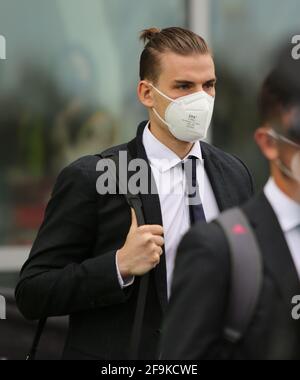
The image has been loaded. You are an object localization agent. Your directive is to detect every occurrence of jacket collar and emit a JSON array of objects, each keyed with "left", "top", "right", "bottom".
[
  {"left": 142, "top": 121, "right": 203, "bottom": 172},
  {"left": 264, "top": 178, "right": 300, "bottom": 233},
  {"left": 130, "top": 120, "right": 235, "bottom": 211},
  {"left": 243, "top": 193, "right": 300, "bottom": 309},
  {"left": 200, "top": 142, "right": 236, "bottom": 212}
]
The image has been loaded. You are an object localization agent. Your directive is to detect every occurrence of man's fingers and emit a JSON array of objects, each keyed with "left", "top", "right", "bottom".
[
  {"left": 156, "top": 247, "right": 163, "bottom": 256},
  {"left": 151, "top": 235, "right": 165, "bottom": 247},
  {"left": 139, "top": 224, "right": 164, "bottom": 236},
  {"left": 152, "top": 253, "right": 161, "bottom": 267}
]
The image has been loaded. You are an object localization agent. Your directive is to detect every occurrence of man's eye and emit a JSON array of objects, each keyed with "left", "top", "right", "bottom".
[
  {"left": 204, "top": 83, "right": 214, "bottom": 89},
  {"left": 177, "top": 84, "right": 191, "bottom": 90}
]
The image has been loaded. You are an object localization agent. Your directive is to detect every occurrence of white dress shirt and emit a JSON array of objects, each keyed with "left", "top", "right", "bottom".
[
  {"left": 264, "top": 178, "right": 300, "bottom": 280},
  {"left": 116, "top": 122, "right": 220, "bottom": 296}
]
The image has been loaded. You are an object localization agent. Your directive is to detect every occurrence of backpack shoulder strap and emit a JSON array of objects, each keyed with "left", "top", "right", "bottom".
[
  {"left": 26, "top": 317, "right": 47, "bottom": 360},
  {"left": 99, "top": 148, "right": 149, "bottom": 359},
  {"left": 215, "top": 207, "right": 263, "bottom": 344}
]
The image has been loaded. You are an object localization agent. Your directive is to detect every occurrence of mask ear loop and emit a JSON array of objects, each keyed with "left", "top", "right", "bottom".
[
  {"left": 148, "top": 83, "right": 178, "bottom": 103},
  {"left": 291, "top": 152, "right": 300, "bottom": 182},
  {"left": 152, "top": 107, "right": 171, "bottom": 128},
  {"left": 268, "top": 129, "right": 300, "bottom": 149},
  {"left": 275, "top": 158, "right": 295, "bottom": 178},
  {"left": 148, "top": 83, "right": 174, "bottom": 128}
]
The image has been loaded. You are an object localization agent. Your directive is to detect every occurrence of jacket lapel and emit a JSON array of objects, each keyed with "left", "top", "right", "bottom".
[
  {"left": 243, "top": 193, "right": 300, "bottom": 309},
  {"left": 201, "top": 142, "right": 236, "bottom": 211}
]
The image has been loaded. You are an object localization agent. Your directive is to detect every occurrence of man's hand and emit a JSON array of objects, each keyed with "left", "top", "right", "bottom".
[{"left": 116, "top": 208, "right": 164, "bottom": 278}]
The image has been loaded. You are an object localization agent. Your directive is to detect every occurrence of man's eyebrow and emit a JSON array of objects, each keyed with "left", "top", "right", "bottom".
[
  {"left": 173, "top": 78, "right": 217, "bottom": 85},
  {"left": 173, "top": 80, "right": 196, "bottom": 85},
  {"left": 204, "top": 78, "right": 217, "bottom": 84}
]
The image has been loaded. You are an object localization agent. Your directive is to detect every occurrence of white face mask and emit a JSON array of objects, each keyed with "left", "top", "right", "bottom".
[
  {"left": 150, "top": 84, "right": 215, "bottom": 143},
  {"left": 268, "top": 130, "right": 300, "bottom": 183}
]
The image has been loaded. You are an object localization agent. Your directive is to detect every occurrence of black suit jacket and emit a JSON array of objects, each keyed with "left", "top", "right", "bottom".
[
  {"left": 160, "top": 192, "right": 300, "bottom": 360},
  {"left": 15, "top": 121, "right": 254, "bottom": 360}
]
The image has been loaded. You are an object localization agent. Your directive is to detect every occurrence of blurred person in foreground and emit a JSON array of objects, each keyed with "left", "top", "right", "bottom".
[{"left": 160, "top": 45, "right": 300, "bottom": 360}]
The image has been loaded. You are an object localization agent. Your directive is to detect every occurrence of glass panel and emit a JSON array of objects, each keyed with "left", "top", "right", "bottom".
[{"left": 0, "top": 0, "right": 187, "bottom": 251}]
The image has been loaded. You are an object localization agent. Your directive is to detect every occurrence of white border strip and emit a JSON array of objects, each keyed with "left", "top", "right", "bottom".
[
  {"left": 0, "top": 247, "right": 31, "bottom": 272},
  {"left": 188, "top": 0, "right": 211, "bottom": 44}
]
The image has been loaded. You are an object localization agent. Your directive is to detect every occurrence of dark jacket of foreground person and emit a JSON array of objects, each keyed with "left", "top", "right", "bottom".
[{"left": 160, "top": 193, "right": 300, "bottom": 360}]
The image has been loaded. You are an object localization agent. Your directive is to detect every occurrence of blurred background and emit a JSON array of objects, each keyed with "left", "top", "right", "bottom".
[{"left": 0, "top": 0, "right": 299, "bottom": 359}]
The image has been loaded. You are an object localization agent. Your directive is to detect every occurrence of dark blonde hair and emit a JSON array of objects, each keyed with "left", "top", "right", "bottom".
[{"left": 139, "top": 27, "right": 210, "bottom": 83}]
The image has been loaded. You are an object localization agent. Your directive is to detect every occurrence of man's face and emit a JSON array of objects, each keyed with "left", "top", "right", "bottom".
[
  {"left": 276, "top": 107, "right": 300, "bottom": 175},
  {"left": 256, "top": 105, "right": 300, "bottom": 202},
  {"left": 151, "top": 52, "right": 216, "bottom": 120},
  {"left": 138, "top": 51, "right": 216, "bottom": 131}
]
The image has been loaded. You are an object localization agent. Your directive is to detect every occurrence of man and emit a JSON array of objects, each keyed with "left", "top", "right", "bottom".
[
  {"left": 160, "top": 48, "right": 300, "bottom": 360},
  {"left": 16, "top": 27, "right": 254, "bottom": 360}
]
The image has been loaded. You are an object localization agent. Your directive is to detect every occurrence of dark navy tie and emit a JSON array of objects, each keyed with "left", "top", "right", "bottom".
[{"left": 182, "top": 156, "right": 206, "bottom": 225}]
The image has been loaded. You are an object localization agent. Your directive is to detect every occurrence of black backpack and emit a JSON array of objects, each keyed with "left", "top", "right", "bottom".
[{"left": 215, "top": 208, "right": 263, "bottom": 344}]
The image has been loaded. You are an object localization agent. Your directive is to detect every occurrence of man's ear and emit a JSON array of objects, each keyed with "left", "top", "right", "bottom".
[
  {"left": 137, "top": 81, "right": 155, "bottom": 108},
  {"left": 254, "top": 126, "right": 279, "bottom": 161}
]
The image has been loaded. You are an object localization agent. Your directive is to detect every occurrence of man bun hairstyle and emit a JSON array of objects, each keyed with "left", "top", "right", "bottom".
[
  {"left": 139, "top": 27, "right": 210, "bottom": 83},
  {"left": 140, "top": 27, "right": 161, "bottom": 44}
]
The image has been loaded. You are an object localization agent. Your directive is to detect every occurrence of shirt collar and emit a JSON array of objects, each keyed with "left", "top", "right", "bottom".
[
  {"left": 142, "top": 121, "right": 203, "bottom": 173},
  {"left": 264, "top": 177, "right": 300, "bottom": 232}
]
